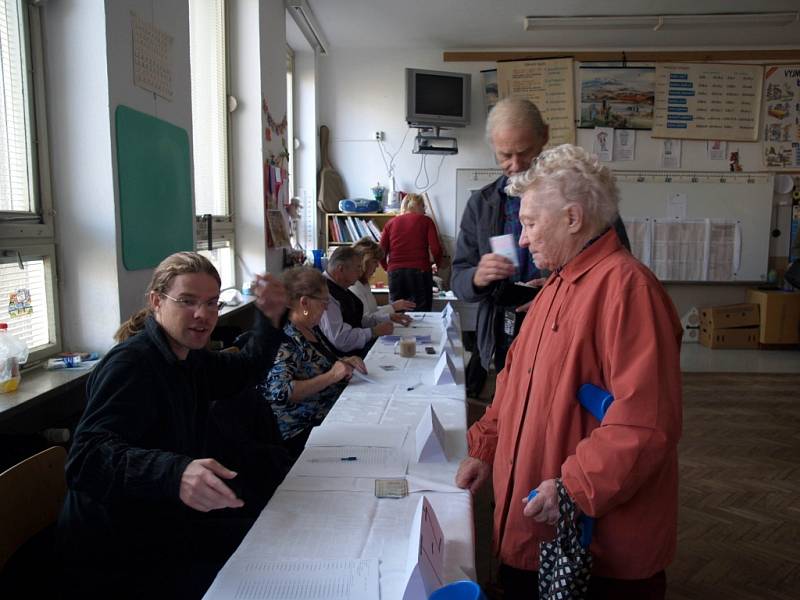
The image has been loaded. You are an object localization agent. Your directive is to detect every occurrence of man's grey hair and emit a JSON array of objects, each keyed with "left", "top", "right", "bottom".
[
  {"left": 506, "top": 144, "right": 620, "bottom": 228},
  {"left": 327, "top": 245, "right": 359, "bottom": 272},
  {"left": 485, "top": 97, "right": 547, "bottom": 145}
]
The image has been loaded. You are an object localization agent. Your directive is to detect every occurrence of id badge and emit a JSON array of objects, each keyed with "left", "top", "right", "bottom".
[{"left": 503, "top": 309, "right": 516, "bottom": 336}]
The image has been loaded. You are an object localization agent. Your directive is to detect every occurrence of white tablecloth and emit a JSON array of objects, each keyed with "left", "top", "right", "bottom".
[{"left": 204, "top": 313, "right": 474, "bottom": 600}]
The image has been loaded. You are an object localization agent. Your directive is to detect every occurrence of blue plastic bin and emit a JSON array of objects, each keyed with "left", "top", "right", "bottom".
[{"left": 428, "top": 580, "right": 487, "bottom": 600}]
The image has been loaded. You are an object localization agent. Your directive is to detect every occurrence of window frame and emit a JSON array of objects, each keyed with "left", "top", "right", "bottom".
[
  {"left": 0, "top": 2, "right": 54, "bottom": 241},
  {"left": 0, "top": 242, "right": 62, "bottom": 362},
  {"left": 0, "top": 2, "right": 60, "bottom": 364},
  {"left": 191, "top": 0, "right": 235, "bottom": 257}
]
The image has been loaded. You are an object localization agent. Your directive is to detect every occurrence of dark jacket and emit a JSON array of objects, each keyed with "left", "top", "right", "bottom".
[
  {"left": 452, "top": 177, "right": 507, "bottom": 370},
  {"left": 452, "top": 176, "right": 631, "bottom": 370},
  {"left": 58, "top": 313, "right": 285, "bottom": 591}
]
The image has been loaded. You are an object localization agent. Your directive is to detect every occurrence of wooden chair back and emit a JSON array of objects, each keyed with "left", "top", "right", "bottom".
[{"left": 0, "top": 446, "right": 67, "bottom": 570}]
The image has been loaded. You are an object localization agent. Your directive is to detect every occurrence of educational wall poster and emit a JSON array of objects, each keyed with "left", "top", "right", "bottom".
[
  {"left": 131, "top": 13, "right": 174, "bottom": 100},
  {"left": 578, "top": 66, "right": 655, "bottom": 129},
  {"left": 481, "top": 69, "right": 498, "bottom": 115},
  {"left": 763, "top": 65, "right": 800, "bottom": 170},
  {"left": 496, "top": 57, "right": 575, "bottom": 147},
  {"left": 652, "top": 63, "right": 763, "bottom": 141}
]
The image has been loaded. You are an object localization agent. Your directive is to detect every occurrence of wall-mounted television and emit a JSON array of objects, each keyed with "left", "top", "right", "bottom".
[{"left": 405, "top": 68, "right": 471, "bottom": 129}]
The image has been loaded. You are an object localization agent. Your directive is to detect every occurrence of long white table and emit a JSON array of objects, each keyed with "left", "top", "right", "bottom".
[{"left": 204, "top": 312, "right": 474, "bottom": 600}]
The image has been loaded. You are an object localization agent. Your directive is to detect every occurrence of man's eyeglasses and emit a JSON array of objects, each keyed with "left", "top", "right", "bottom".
[{"left": 161, "top": 293, "right": 222, "bottom": 312}]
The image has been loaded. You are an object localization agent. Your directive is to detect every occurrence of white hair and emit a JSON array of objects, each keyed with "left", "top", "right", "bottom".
[
  {"left": 506, "top": 144, "right": 619, "bottom": 227},
  {"left": 485, "top": 97, "right": 547, "bottom": 145}
]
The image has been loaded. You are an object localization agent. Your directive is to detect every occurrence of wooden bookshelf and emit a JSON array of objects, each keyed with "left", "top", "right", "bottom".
[
  {"left": 324, "top": 212, "right": 397, "bottom": 286},
  {"left": 324, "top": 212, "right": 396, "bottom": 249}
]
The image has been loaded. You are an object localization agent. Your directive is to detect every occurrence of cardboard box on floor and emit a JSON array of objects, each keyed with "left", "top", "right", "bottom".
[
  {"left": 698, "top": 303, "right": 760, "bottom": 349},
  {"left": 746, "top": 289, "right": 800, "bottom": 344},
  {"left": 699, "top": 325, "right": 759, "bottom": 349},
  {"left": 698, "top": 303, "right": 760, "bottom": 330}
]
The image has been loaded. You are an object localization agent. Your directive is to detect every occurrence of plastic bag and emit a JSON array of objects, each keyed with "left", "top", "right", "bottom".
[{"left": 0, "top": 323, "right": 29, "bottom": 393}]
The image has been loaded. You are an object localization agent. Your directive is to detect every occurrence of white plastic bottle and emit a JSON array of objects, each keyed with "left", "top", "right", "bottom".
[{"left": 0, "top": 322, "right": 29, "bottom": 393}]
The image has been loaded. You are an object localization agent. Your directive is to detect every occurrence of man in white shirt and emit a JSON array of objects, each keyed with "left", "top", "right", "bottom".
[{"left": 319, "top": 246, "right": 393, "bottom": 354}]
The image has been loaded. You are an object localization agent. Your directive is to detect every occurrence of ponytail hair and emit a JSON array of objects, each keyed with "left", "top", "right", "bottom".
[{"left": 114, "top": 252, "right": 221, "bottom": 342}]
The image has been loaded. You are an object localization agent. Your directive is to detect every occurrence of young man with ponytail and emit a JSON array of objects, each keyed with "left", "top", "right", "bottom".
[{"left": 58, "top": 252, "right": 288, "bottom": 599}]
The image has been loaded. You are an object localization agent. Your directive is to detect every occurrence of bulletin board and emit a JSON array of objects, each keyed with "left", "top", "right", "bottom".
[
  {"left": 115, "top": 105, "right": 193, "bottom": 270},
  {"left": 455, "top": 168, "right": 773, "bottom": 282}
]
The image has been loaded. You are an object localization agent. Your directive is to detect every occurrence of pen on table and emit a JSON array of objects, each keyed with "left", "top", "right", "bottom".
[
  {"left": 406, "top": 383, "right": 420, "bottom": 391},
  {"left": 309, "top": 456, "right": 359, "bottom": 463}
]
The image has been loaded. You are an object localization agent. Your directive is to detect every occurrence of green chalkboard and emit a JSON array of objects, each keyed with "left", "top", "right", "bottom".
[{"left": 115, "top": 105, "right": 193, "bottom": 270}]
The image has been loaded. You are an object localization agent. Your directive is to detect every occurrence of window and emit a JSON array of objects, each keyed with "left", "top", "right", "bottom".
[
  {"left": 0, "top": 248, "right": 58, "bottom": 353},
  {"left": 189, "top": 0, "right": 235, "bottom": 289},
  {"left": 0, "top": 1, "right": 59, "bottom": 361}
]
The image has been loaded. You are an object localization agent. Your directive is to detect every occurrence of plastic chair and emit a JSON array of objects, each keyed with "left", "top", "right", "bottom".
[{"left": 428, "top": 580, "right": 487, "bottom": 600}]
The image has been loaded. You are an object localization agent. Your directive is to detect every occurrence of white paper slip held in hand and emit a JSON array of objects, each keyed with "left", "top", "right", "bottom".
[
  {"left": 203, "top": 557, "right": 379, "bottom": 600},
  {"left": 489, "top": 233, "right": 520, "bottom": 268}
]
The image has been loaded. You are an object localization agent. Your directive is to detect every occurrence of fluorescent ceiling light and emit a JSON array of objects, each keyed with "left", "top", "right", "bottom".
[
  {"left": 524, "top": 12, "right": 799, "bottom": 32},
  {"left": 286, "top": 0, "right": 329, "bottom": 55}
]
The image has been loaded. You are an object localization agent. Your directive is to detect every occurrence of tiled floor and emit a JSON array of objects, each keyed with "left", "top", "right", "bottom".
[{"left": 680, "top": 343, "right": 800, "bottom": 373}]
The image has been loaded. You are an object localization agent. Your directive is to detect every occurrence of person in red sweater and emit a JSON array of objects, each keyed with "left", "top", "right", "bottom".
[{"left": 379, "top": 193, "right": 443, "bottom": 311}]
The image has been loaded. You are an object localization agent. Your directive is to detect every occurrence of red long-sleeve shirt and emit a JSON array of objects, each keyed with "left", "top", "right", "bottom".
[{"left": 379, "top": 213, "right": 443, "bottom": 272}]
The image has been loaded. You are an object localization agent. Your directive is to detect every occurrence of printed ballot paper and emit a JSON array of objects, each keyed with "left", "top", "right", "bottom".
[
  {"left": 306, "top": 423, "right": 408, "bottom": 449},
  {"left": 402, "top": 497, "right": 446, "bottom": 600},
  {"left": 293, "top": 446, "right": 408, "bottom": 478},
  {"left": 204, "top": 558, "right": 379, "bottom": 600},
  {"left": 415, "top": 404, "right": 447, "bottom": 463}
]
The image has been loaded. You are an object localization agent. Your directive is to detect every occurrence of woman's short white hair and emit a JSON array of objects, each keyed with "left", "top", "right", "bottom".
[{"left": 506, "top": 144, "right": 619, "bottom": 227}]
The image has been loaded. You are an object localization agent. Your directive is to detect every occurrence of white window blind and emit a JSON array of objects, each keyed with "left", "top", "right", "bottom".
[
  {"left": 199, "top": 241, "right": 234, "bottom": 291},
  {"left": 0, "top": 256, "right": 53, "bottom": 351},
  {"left": 0, "top": 0, "right": 34, "bottom": 213},
  {"left": 189, "top": 0, "right": 228, "bottom": 217}
]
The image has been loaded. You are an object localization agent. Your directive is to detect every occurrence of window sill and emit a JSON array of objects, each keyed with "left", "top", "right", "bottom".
[{"left": 0, "top": 364, "right": 94, "bottom": 433}]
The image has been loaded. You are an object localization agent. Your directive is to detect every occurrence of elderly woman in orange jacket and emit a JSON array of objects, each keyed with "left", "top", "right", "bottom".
[{"left": 456, "top": 145, "right": 682, "bottom": 600}]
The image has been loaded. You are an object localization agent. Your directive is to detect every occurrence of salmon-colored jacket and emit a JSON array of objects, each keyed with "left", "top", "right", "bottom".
[{"left": 467, "top": 229, "right": 683, "bottom": 578}]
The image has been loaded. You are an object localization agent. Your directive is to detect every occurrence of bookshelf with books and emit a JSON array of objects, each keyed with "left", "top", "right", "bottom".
[
  {"left": 325, "top": 212, "right": 396, "bottom": 286},
  {"left": 325, "top": 212, "right": 396, "bottom": 249}
]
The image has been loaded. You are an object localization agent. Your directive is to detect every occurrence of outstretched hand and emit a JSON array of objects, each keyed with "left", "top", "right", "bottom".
[
  {"left": 252, "top": 273, "right": 288, "bottom": 327},
  {"left": 179, "top": 458, "right": 244, "bottom": 512}
]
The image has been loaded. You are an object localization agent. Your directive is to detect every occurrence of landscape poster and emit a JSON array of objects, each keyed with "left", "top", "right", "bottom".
[{"left": 579, "top": 66, "right": 655, "bottom": 130}]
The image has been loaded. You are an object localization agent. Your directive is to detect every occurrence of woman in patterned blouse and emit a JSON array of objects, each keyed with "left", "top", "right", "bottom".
[{"left": 261, "top": 266, "right": 367, "bottom": 457}]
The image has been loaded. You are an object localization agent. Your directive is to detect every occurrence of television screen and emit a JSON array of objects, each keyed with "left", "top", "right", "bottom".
[{"left": 406, "top": 68, "right": 471, "bottom": 128}]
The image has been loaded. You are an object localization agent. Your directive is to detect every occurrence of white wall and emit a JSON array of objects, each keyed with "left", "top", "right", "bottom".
[
  {"left": 318, "top": 47, "right": 792, "bottom": 315},
  {"left": 44, "top": 0, "right": 288, "bottom": 351},
  {"left": 44, "top": 0, "right": 119, "bottom": 353},
  {"left": 229, "top": 0, "right": 289, "bottom": 279},
  {"left": 105, "top": 0, "right": 194, "bottom": 323}
]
